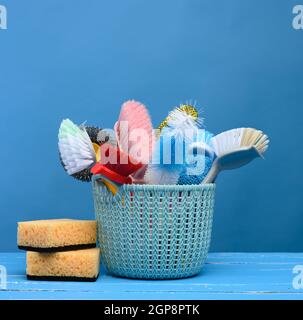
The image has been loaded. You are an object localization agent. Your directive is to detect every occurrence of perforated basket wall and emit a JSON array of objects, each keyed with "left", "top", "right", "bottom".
[{"left": 93, "top": 181, "right": 216, "bottom": 279}]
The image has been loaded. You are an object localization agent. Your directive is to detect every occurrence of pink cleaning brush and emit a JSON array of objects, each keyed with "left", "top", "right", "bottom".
[{"left": 114, "top": 100, "right": 155, "bottom": 181}]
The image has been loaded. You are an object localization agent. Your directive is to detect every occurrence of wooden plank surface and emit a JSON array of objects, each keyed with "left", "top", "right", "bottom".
[{"left": 0, "top": 253, "right": 303, "bottom": 300}]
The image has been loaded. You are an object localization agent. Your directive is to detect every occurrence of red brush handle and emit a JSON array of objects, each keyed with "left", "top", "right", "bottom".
[{"left": 91, "top": 163, "right": 132, "bottom": 185}]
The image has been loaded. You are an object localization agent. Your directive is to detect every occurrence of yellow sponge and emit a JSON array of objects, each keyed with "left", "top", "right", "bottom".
[
  {"left": 18, "top": 219, "right": 97, "bottom": 252},
  {"left": 26, "top": 248, "right": 100, "bottom": 281}
]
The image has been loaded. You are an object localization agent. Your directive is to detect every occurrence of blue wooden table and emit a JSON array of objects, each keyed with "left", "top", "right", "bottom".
[{"left": 0, "top": 253, "right": 302, "bottom": 300}]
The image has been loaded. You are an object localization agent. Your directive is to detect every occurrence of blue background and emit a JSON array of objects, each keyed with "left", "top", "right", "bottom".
[{"left": 0, "top": 0, "right": 302, "bottom": 252}]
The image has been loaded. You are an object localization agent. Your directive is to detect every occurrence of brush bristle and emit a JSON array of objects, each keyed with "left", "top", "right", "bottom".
[
  {"left": 167, "top": 108, "right": 198, "bottom": 130},
  {"left": 145, "top": 107, "right": 205, "bottom": 185},
  {"left": 240, "top": 128, "right": 269, "bottom": 155},
  {"left": 158, "top": 105, "right": 201, "bottom": 133},
  {"left": 211, "top": 128, "right": 269, "bottom": 157},
  {"left": 144, "top": 165, "right": 180, "bottom": 185},
  {"left": 58, "top": 119, "right": 96, "bottom": 175},
  {"left": 115, "top": 100, "right": 155, "bottom": 164},
  {"left": 58, "top": 120, "right": 110, "bottom": 182},
  {"left": 163, "top": 108, "right": 202, "bottom": 147}
]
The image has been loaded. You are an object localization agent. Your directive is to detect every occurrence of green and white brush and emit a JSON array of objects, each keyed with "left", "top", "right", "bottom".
[
  {"left": 202, "top": 127, "right": 269, "bottom": 183},
  {"left": 58, "top": 119, "right": 116, "bottom": 182}
]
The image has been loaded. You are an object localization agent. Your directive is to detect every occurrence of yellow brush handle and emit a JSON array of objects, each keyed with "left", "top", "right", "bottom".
[
  {"left": 101, "top": 179, "right": 118, "bottom": 195},
  {"left": 92, "top": 143, "right": 101, "bottom": 162}
]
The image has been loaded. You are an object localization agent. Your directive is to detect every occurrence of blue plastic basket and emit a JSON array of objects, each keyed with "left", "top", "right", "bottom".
[{"left": 93, "top": 177, "right": 215, "bottom": 279}]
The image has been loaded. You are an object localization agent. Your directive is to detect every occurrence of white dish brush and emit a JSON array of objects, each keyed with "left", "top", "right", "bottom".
[
  {"left": 202, "top": 128, "right": 269, "bottom": 183},
  {"left": 58, "top": 119, "right": 96, "bottom": 176}
]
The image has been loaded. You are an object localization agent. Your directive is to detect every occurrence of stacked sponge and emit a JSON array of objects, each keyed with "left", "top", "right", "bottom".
[{"left": 17, "top": 219, "right": 100, "bottom": 282}]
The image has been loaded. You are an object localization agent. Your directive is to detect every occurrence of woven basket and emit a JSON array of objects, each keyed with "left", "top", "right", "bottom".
[{"left": 93, "top": 177, "right": 215, "bottom": 279}]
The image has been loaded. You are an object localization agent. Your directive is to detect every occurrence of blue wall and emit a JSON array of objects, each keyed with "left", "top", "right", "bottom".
[{"left": 0, "top": 0, "right": 302, "bottom": 251}]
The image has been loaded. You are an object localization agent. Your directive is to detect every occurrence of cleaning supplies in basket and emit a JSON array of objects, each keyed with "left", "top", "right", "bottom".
[
  {"left": 58, "top": 100, "right": 270, "bottom": 191},
  {"left": 56, "top": 100, "right": 270, "bottom": 281}
]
